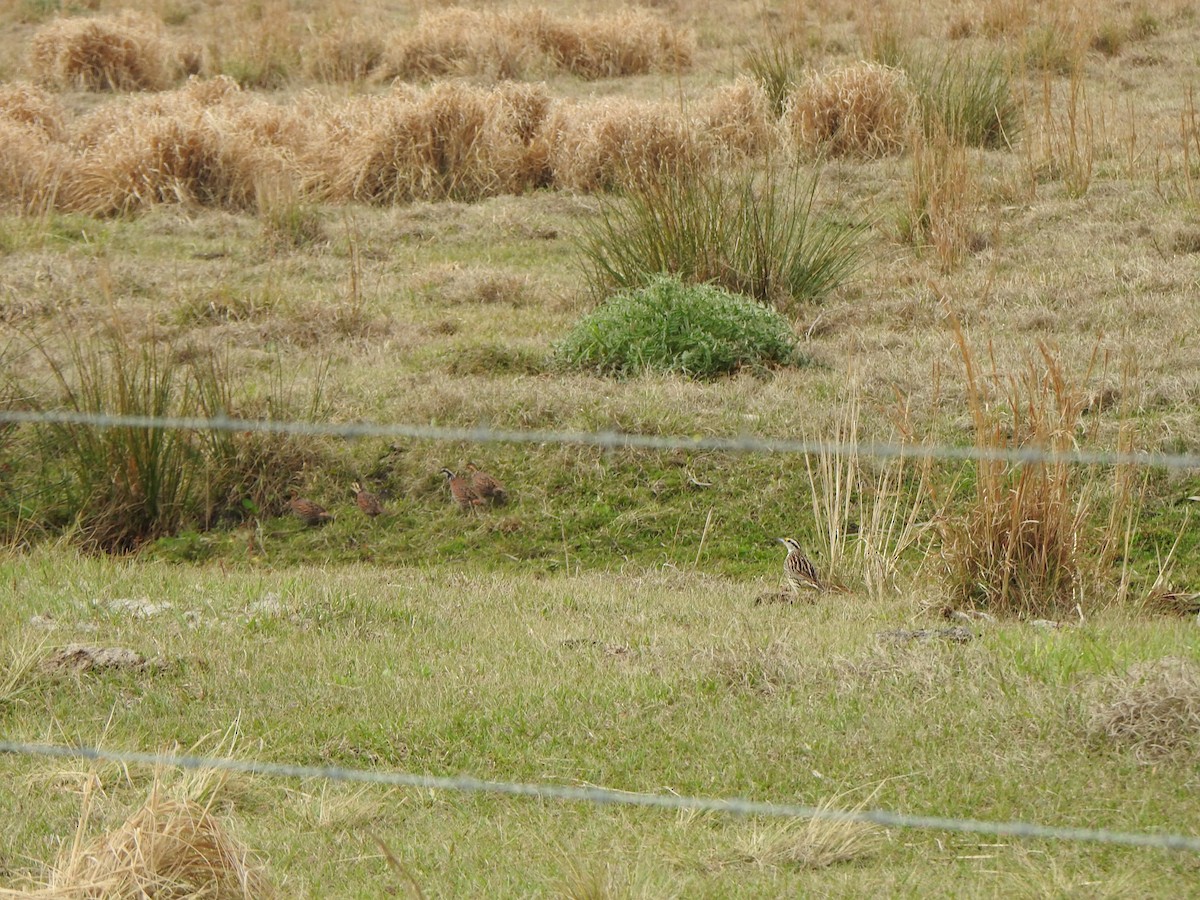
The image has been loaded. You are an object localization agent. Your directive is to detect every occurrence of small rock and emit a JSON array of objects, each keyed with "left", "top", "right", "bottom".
[{"left": 29, "top": 613, "right": 56, "bottom": 629}]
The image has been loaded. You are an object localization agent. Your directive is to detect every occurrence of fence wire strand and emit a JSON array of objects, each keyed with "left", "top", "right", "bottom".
[
  {"left": 2, "top": 407, "right": 1200, "bottom": 469},
  {"left": 1, "top": 741, "right": 1198, "bottom": 852}
]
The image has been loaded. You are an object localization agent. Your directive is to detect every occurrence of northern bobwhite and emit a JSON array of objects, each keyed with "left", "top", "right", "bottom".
[
  {"left": 777, "top": 537, "right": 823, "bottom": 594},
  {"left": 289, "top": 497, "right": 333, "bottom": 527},
  {"left": 465, "top": 462, "right": 507, "bottom": 506},
  {"left": 351, "top": 481, "right": 385, "bottom": 517},
  {"left": 440, "top": 468, "right": 483, "bottom": 511}
]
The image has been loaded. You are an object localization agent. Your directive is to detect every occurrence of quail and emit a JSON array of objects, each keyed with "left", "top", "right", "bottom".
[
  {"left": 465, "top": 462, "right": 507, "bottom": 506},
  {"left": 440, "top": 468, "right": 483, "bottom": 511},
  {"left": 289, "top": 497, "right": 333, "bottom": 527},
  {"left": 777, "top": 537, "right": 823, "bottom": 594},
  {"left": 351, "top": 481, "right": 385, "bottom": 517}
]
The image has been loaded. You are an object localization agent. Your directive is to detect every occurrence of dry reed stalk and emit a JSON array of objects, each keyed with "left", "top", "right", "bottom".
[
  {"left": 784, "top": 61, "right": 913, "bottom": 158},
  {"left": 29, "top": 11, "right": 180, "bottom": 91}
]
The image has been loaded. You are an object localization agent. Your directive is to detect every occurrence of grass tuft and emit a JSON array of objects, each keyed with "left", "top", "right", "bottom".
[
  {"left": 556, "top": 276, "right": 800, "bottom": 379},
  {"left": 784, "top": 62, "right": 913, "bottom": 158},
  {"left": 939, "top": 329, "right": 1115, "bottom": 618},
  {"left": 29, "top": 12, "right": 182, "bottom": 91},
  {"left": 576, "top": 165, "right": 867, "bottom": 310},
  {"left": 1088, "top": 657, "right": 1200, "bottom": 762}
]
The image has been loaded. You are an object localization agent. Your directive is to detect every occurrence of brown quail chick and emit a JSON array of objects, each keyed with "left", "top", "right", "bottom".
[
  {"left": 466, "top": 462, "right": 507, "bottom": 506},
  {"left": 440, "top": 468, "right": 483, "bottom": 511},
  {"left": 290, "top": 497, "right": 334, "bottom": 527},
  {"left": 351, "top": 481, "right": 385, "bottom": 517}
]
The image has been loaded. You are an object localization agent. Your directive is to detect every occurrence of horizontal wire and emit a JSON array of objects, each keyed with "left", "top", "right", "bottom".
[
  {"left": 1, "top": 741, "right": 1197, "bottom": 852},
  {"left": 2, "top": 408, "right": 1199, "bottom": 470}
]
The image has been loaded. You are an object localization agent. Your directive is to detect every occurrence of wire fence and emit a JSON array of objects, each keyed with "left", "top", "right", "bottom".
[
  {"left": 2, "top": 407, "right": 1200, "bottom": 470},
  {"left": 2, "top": 740, "right": 1198, "bottom": 852}
]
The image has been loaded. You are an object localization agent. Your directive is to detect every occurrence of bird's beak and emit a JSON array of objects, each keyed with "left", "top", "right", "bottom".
[{"left": 775, "top": 537, "right": 786, "bottom": 544}]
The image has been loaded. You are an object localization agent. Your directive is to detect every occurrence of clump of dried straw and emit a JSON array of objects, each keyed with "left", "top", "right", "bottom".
[
  {"left": 383, "top": 7, "right": 692, "bottom": 81},
  {"left": 538, "top": 96, "right": 706, "bottom": 192},
  {"left": 696, "top": 76, "right": 782, "bottom": 160},
  {"left": 3, "top": 786, "right": 270, "bottom": 899},
  {"left": 1088, "top": 657, "right": 1200, "bottom": 762},
  {"left": 521, "top": 7, "right": 694, "bottom": 79},
  {"left": 29, "top": 12, "right": 183, "bottom": 92},
  {"left": 306, "top": 81, "right": 542, "bottom": 204},
  {"left": 383, "top": 8, "right": 528, "bottom": 80},
  {"left": 784, "top": 61, "right": 913, "bottom": 158},
  {"left": 64, "top": 76, "right": 304, "bottom": 216}
]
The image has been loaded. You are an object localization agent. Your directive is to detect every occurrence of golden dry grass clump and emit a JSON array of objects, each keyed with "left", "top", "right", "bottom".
[
  {"left": 64, "top": 76, "right": 305, "bottom": 216},
  {"left": 0, "top": 82, "right": 72, "bottom": 211},
  {"left": 29, "top": 792, "right": 272, "bottom": 899},
  {"left": 538, "top": 96, "right": 706, "bottom": 192},
  {"left": 384, "top": 8, "right": 527, "bottom": 80},
  {"left": 1088, "top": 657, "right": 1200, "bottom": 762},
  {"left": 784, "top": 62, "right": 913, "bottom": 158},
  {"left": 0, "top": 82, "right": 68, "bottom": 141},
  {"left": 28, "top": 12, "right": 182, "bottom": 92},
  {"left": 522, "top": 7, "right": 694, "bottom": 79},
  {"left": 383, "top": 7, "right": 692, "bottom": 81},
  {"left": 696, "top": 76, "right": 782, "bottom": 160},
  {"left": 307, "top": 81, "right": 546, "bottom": 204},
  {"left": 302, "top": 23, "right": 386, "bottom": 82}
]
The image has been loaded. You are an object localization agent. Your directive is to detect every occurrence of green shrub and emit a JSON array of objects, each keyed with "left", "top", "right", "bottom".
[
  {"left": 577, "top": 166, "right": 867, "bottom": 311},
  {"left": 557, "top": 276, "right": 801, "bottom": 379},
  {"left": 742, "top": 37, "right": 803, "bottom": 118}
]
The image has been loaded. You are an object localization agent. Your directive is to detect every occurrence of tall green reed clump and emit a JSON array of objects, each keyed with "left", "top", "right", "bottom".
[
  {"left": 577, "top": 165, "right": 868, "bottom": 311},
  {"left": 33, "top": 336, "right": 324, "bottom": 551}
]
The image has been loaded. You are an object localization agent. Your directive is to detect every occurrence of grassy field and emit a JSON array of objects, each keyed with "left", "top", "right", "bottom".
[{"left": 3, "top": 0, "right": 1200, "bottom": 895}]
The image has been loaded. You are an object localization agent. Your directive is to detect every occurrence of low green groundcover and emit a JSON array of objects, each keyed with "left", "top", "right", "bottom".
[{"left": 558, "top": 276, "right": 801, "bottom": 378}]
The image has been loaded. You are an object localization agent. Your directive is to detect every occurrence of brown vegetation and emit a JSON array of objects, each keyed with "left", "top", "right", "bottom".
[
  {"left": 785, "top": 62, "right": 913, "bottom": 158},
  {"left": 1088, "top": 658, "right": 1200, "bottom": 762},
  {"left": 29, "top": 12, "right": 182, "bottom": 91}
]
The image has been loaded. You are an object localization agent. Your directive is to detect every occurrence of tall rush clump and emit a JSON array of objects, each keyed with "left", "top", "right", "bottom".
[{"left": 941, "top": 323, "right": 1117, "bottom": 618}]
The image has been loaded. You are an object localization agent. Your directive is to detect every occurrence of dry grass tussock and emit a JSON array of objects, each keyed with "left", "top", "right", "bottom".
[
  {"left": 1088, "top": 657, "right": 1200, "bottom": 762},
  {"left": 785, "top": 62, "right": 913, "bottom": 158},
  {"left": 0, "top": 118, "right": 72, "bottom": 213},
  {"left": 696, "top": 77, "right": 782, "bottom": 160},
  {"left": 64, "top": 76, "right": 305, "bottom": 216},
  {"left": 307, "top": 82, "right": 547, "bottom": 204},
  {"left": 383, "top": 7, "right": 692, "bottom": 81},
  {"left": 0, "top": 82, "right": 68, "bottom": 141},
  {"left": 3, "top": 783, "right": 271, "bottom": 899},
  {"left": 302, "top": 22, "right": 385, "bottom": 83},
  {"left": 539, "top": 96, "right": 705, "bottom": 193},
  {"left": 29, "top": 12, "right": 187, "bottom": 92},
  {"left": 522, "top": 7, "right": 694, "bottom": 79},
  {"left": 715, "top": 790, "right": 884, "bottom": 871}
]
